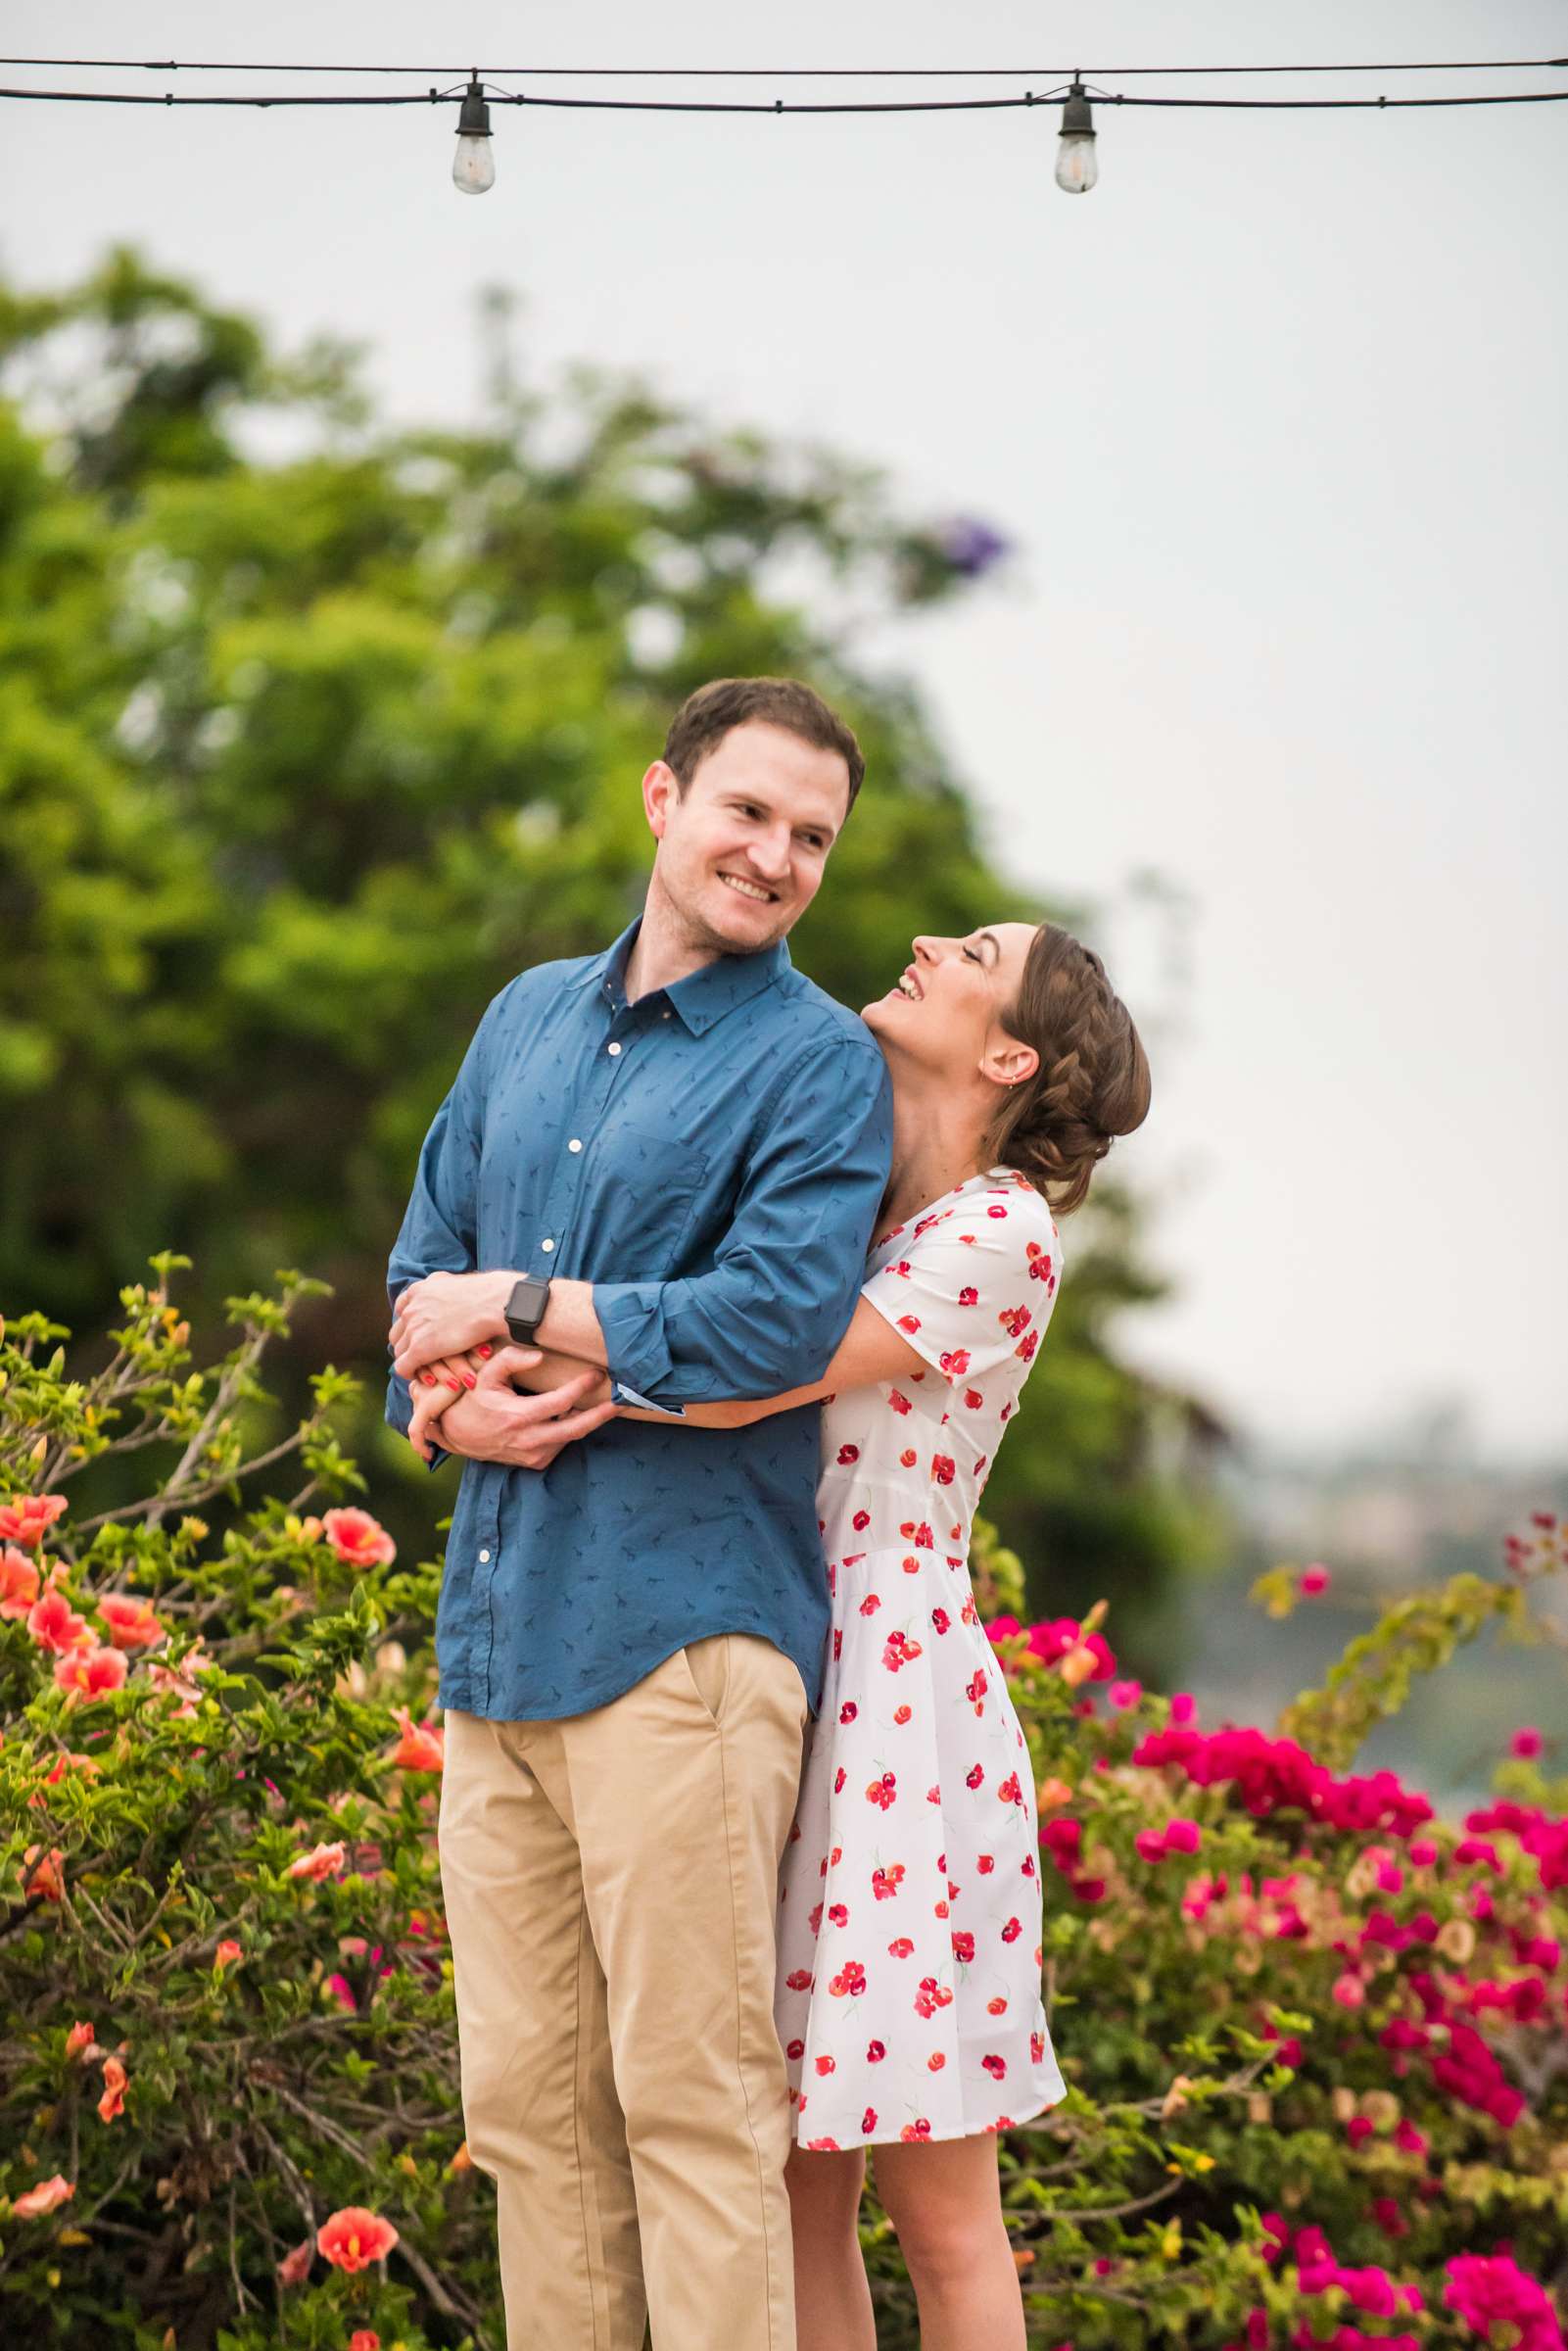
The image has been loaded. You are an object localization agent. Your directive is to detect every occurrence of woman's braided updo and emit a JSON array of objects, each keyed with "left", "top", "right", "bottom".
[{"left": 982, "top": 923, "right": 1151, "bottom": 1215}]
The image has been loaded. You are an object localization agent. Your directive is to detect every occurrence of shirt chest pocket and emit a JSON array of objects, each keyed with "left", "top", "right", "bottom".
[{"left": 599, "top": 1123, "right": 712, "bottom": 1276}]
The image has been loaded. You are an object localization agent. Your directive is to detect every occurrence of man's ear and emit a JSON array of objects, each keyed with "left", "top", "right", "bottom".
[{"left": 642, "top": 759, "right": 680, "bottom": 840}]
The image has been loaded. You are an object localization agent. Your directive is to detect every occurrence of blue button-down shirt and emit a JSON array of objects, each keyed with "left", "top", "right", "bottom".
[{"left": 386, "top": 917, "right": 894, "bottom": 1722}]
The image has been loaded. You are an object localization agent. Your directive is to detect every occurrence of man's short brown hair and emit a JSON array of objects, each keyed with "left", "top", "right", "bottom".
[{"left": 663, "top": 678, "right": 865, "bottom": 813}]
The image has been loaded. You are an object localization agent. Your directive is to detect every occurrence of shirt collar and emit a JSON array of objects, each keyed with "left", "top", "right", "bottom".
[{"left": 584, "top": 915, "right": 792, "bottom": 1035}]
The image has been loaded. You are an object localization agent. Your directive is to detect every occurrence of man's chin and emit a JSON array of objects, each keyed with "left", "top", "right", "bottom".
[{"left": 703, "top": 889, "right": 790, "bottom": 949}]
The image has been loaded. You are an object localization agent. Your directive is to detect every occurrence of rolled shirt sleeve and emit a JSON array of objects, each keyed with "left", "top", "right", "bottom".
[{"left": 594, "top": 1035, "right": 893, "bottom": 1404}]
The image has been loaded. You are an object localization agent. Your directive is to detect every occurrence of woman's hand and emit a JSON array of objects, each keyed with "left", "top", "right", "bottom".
[
  {"left": 420, "top": 1345, "right": 618, "bottom": 1471},
  {"left": 390, "top": 1271, "right": 513, "bottom": 1379},
  {"left": 406, "top": 1344, "right": 518, "bottom": 1461}
]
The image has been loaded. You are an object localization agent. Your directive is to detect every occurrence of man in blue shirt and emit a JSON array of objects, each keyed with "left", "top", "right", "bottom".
[{"left": 385, "top": 677, "right": 892, "bottom": 2351}]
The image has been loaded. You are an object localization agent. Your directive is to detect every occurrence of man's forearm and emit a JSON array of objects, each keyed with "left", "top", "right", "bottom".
[{"left": 533, "top": 1279, "right": 608, "bottom": 1367}]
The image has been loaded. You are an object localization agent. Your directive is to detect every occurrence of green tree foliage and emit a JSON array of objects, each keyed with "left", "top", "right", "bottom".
[
  {"left": 3, "top": 1283, "right": 1564, "bottom": 2348},
  {"left": 0, "top": 249, "right": 1209, "bottom": 1631}
]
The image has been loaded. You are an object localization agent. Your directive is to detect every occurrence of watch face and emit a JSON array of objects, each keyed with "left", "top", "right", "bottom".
[{"left": 507, "top": 1276, "right": 549, "bottom": 1335}]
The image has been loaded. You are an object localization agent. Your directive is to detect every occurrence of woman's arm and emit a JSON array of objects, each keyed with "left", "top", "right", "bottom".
[{"left": 510, "top": 1299, "right": 928, "bottom": 1428}]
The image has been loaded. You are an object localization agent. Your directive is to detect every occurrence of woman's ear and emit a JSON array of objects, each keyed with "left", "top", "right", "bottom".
[{"left": 979, "top": 1036, "right": 1039, "bottom": 1088}]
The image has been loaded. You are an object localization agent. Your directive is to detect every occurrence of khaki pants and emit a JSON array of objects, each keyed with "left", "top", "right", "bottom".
[{"left": 438, "top": 1635, "right": 810, "bottom": 2351}]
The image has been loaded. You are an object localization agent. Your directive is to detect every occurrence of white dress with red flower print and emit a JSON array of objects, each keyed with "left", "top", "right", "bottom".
[{"left": 775, "top": 1167, "right": 1069, "bottom": 2150}]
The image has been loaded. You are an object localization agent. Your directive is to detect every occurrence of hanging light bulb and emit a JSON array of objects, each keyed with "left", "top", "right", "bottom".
[
  {"left": 452, "top": 76, "right": 496, "bottom": 194},
  {"left": 1055, "top": 82, "right": 1098, "bottom": 194}
]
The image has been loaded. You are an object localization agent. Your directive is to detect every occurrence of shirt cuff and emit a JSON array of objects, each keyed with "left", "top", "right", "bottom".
[
  {"left": 609, "top": 1377, "right": 688, "bottom": 1419},
  {"left": 593, "top": 1279, "right": 675, "bottom": 1400}
]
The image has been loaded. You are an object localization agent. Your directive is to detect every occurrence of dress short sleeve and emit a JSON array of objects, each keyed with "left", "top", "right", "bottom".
[{"left": 860, "top": 1176, "right": 1062, "bottom": 1388}]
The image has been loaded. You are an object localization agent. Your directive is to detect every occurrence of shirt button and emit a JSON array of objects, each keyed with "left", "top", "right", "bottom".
[
  {"left": 478, "top": 1548, "right": 492, "bottom": 1564},
  {"left": 541, "top": 1237, "right": 554, "bottom": 1253},
  {"left": 568, "top": 1138, "right": 583, "bottom": 1153},
  {"left": 607, "top": 1041, "right": 622, "bottom": 1057}
]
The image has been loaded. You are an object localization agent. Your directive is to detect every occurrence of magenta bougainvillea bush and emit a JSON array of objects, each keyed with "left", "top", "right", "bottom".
[{"left": 1, "top": 1270, "right": 1564, "bottom": 2350}]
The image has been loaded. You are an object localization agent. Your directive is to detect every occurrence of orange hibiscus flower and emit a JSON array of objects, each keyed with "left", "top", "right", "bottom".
[{"left": 317, "top": 2204, "right": 400, "bottom": 2271}]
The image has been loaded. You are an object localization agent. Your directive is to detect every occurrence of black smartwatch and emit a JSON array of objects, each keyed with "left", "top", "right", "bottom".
[{"left": 503, "top": 1273, "right": 552, "bottom": 1346}]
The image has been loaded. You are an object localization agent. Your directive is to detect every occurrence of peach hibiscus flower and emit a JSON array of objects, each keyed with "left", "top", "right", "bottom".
[
  {"left": 65, "top": 2020, "right": 96, "bottom": 2060},
  {"left": 145, "top": 1642, "right": 214, "bottom": 1717},
  {"left": 1, "top": 1545, "right": 40, "bottom": 1618},
  {"left": 214, "top": 1938, "right": 244, "bottom": 1968},
  {"left": 0, "top": 1494, "right": 68, "bottom": 1548},
  {"left": 317, "top": 2204, "right": 400, "bottom": 2271},
  {"left": 97, "top": 1592, "right": 166, "bottom": 1651},
  {"left": 54, "top": 1644, "right": 129, "bottom": 1703},
  {"left": 277, "top": 2235, "right": 314, "bottom": 2287},
  {"left": 25, "top": 1586, "right": 94, "bottom": 1655},
  {"left": 11, "top": 2174, "right": 74, "bottom": 2219},
  {"left": 320, "top": 1509, "right": 396, "bottom": 1569},
  {"left": 288, "top": 1840, "right": 348, "bottom": 1884},
  {"left": 23, "top": 1845, "right": 66, "bottom": 1902},
  {"left": 389, "top": 1707, "right": 444, "bottom": 1772},
  {"left": 98, "top": 2053, "right": 128, "bottom": 2123}
]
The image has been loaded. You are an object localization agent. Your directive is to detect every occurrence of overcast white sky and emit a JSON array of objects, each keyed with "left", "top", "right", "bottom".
[{"left": 3, "top": 2, "right": 1564, "bottom": 1461}]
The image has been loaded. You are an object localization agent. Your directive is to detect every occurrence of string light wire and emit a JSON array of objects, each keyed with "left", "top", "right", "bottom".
[
  {"left": 1, "top": 80, "right": 1566, "bottom": 114},
  {"left": 1, "top": 54, "right": 1565, "bottom": 77},
  {"left": 0, "top": 52, "right": 1566, "bottom": 114}
]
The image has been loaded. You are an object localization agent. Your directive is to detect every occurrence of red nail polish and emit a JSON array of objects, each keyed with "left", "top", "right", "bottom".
[
  {"left": 447, "top": 1377, "right": 462, "bottom": 1391},
  {"left": 421, "top": 1371, "right": 437, "bottom": 1386},
  {"left": 463, "top": 1374, "right": 477, "bottom": 1388},
  {"left": 476, "top": 1343, "right": 493, "bottom": 1359}
]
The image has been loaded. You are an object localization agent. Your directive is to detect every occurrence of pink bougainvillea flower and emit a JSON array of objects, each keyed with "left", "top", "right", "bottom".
[
  {"left": 98, "top": 2053, "right": 127, "bottom": 2123},
  {"left": 317, "top": 2204, "right": 400, "bottom": 2272},
  {"left": 1108, "top": 1678, "right": 1142, "bottom": 1710},
  {"left": 11, "top": 2174, "right": 74, "bottom": 2219},
  {"left": 326, "top": 1971, "right": 357, "bottom": 2012},
  {"left": 1510, "top": 1726, "right": 1544, "bottom": 1759},
  {"left": 96, "top": 1591, "right": 166, "bottom": 1651},
  {"left": 277, "top": 2235, "right": 314, "bottom": 2287},
  {"left": 1331, "top": 1970, "right": 1366, "bottom": 2009},
  {"left": 350, "top": 2333, "right": 382, "bottom": 2351},
  {"left": 0, "top": 1493, "right": 68, "bottom": 1548},
  {"left": 1, "top": 1544, "right": 41, "bottom": 1618},
  {"left": 25, "top": 1587, "right": 95, "bottom": 1655},
  {"left": 388, "top": 1707, "right": 445, "bottom": 1772},
  {"left": 23, "top": 1845, "right": 66, "bottom": 1902},
  {"left": 54, "top": 1643, "right": 129, "bottom": 1703},
  {"left": 1168, "top": 1692, "right": 1197, "bottom": 1725},
  {"left": 320, "top": 1508, "right": 397, "bottom": 1570},
  {"left": 64, "top": 2020, "right": 95, "bottom": 2060},
  {"left": 1300, "top": 1563, "right": 1331, "bottom": 1595},
  {"left": 288, "top": 1840, "right": 348, "bottom": 1884},
  {"left": 214, "top": 1939, "right": 243, "bottom": 1969},
  {"left": 1445, "top": 2252, "right": 1563, "bottom": 2349}
]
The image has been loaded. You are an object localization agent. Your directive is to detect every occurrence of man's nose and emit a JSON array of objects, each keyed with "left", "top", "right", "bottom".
[{"left": 748, "top": 828, "right": 793, "bottom": 881}]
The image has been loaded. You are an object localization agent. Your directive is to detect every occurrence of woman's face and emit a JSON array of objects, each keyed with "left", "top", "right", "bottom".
[{"left": 863, "top": 921, "right": 1040, "bottom": 1085}]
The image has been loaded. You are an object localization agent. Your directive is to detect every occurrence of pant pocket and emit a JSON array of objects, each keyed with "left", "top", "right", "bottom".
[{"left": 681, "top": 1633, "right": 732, "bottom": 1728}]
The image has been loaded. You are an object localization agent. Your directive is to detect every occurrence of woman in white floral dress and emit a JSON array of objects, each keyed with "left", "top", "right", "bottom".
[
  {"left": 468, "top": 917, "right": 1150, "bottom": 2351},
  {"left": 636, "top": 917, "right": 1148, "bottom": 2350}
]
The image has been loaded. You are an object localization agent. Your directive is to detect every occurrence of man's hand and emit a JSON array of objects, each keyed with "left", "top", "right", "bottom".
[
  {"left": 391, "top": 1271, "right": 513, "bottom": 1379},
  {"left": 409, "top": 1345, "right": 618, "bottom": 1470}
]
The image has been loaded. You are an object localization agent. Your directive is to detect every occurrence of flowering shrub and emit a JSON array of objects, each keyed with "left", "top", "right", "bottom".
[{"left": 2, "top": 1273, "right": 1564, "bottom": 2348}]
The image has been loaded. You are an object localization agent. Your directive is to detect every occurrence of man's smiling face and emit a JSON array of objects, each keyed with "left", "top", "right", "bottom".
[{"left": 644, "top": 719, "right": 851, "bottom": 955}]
